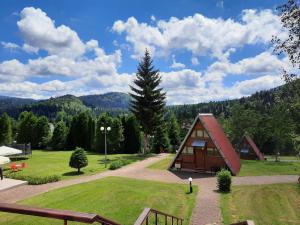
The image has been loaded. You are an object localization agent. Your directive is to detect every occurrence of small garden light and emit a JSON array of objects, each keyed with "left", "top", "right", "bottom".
[{"left": 188, "top": 177, "right": 193, "bottom": 193}]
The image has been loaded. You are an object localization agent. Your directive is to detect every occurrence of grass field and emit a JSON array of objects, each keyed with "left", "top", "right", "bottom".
[
  {"left": 220, "top": 183, "right": 300, "bottom": 225},
  {"left": 0, "top": 177, "right": 197, "bottom": 225},
  {"left": 4, "top": 150, "right": 150, "bottom": 183},
  {"left": 239, "top": 160, "right": 300, "bottom": 176},
  {"left": 147, "top": 155, "right": 300, "bottom": 176},
  {"left": 265, "top": 155, "right": 300, "bottom": 161},
  {"left": 147, "top": 154, "right": 174, "bottom": 170}
]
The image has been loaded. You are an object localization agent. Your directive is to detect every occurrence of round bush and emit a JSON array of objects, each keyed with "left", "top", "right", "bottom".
[
  {"left": 217, "top": 169, "right": 232, "bottom": 192},
  {"left": 69, "top": 147, "right": 88, "bottom": 173}
]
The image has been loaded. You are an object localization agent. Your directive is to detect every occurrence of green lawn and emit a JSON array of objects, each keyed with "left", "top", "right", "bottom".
[
  {"left": 220, "top": 183, "right": 300, "bottom": 225},
  {"left": 265, "top": 155, "right": 300, "bottom": 161},
  {"left": 239, "top": 160, "right": 300, "bottom": 176},
  {"left": 147, "top": 154, "right": 174, "bottom": 170},
  {"left": 4, "top": 150, "right": 150, "bottom": 183},
  {"left": 146, "top": 155, "right": 300, "bottom": 176},
  {"left": 0, "top": 177, "right": 197, "bottom": 225}
]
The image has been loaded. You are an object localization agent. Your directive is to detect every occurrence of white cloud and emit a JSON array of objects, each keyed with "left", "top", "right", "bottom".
[
  {"left": 170, "top": 55, "right": 185, "bottom": 69},
  {"left": 112, "top": 9, "right": 285, "bottom": 59},
  {"left": 191, "top": 57, "right": 199, "bottom": 65},
  {"left": 216, "top": 0, "right": 224, "bottom": 9},
  {"left": 0, "top": 7, "right": 289, "bottom": 104},
  {"left": 1, "top": 42, "right": 20, "bottom": 50},
  {"left": 17, "top": 7, "right": 85, "bottom": 58}
]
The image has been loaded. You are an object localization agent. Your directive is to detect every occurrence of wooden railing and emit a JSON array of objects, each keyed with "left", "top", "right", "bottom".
[
  {"left": 230, "top": 220, "right": 255, "bottom": 225},
  {"left": 0, "top": 203, "right": 255, "bottom": 225},
  {"left": 0, "top": 203, "right": 121, "bottom": 225},
  {"left": 134, "top": 208, "right": 184, "bottom": 225}
]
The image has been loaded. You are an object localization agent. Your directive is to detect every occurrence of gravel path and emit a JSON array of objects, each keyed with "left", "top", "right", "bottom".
[{"left": 0, "top": 154, "right": 298, "bottom": 225}]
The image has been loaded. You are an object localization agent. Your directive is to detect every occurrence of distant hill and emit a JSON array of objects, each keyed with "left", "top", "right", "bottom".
[
  {"left": 79, "top": 92, "right": 130, "bottom": 109},
  {"left": 0, "top": 80, "right": 298, "bottom": 120},
  {"left": 0, "top": 92, "right": 130, "bottom": 119}
]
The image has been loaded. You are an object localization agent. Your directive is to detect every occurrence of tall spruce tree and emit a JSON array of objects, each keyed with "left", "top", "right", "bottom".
[
  {"left": 35, "top": 116, "right": 51, "bottom": 148},
  {"left": 152, "top": 124, "right": 170, "bottom": 153},
  {"left": 0, "top": 113, "right": 12, "bottom": 145},
  {"left": 121, "top": 115, "right": 141, "bottom": 154},
  {"left": 130, "top": 50, "right": 166, "bottom": 154},
  {"left": 17, "top": 111, "right": 38, "bottom": 145},
  {"left": 51, "top": 121, "right": 68, "bottom": 150},
  {"left": 167, "top": 113, "right": 181, "bottom": 152}
]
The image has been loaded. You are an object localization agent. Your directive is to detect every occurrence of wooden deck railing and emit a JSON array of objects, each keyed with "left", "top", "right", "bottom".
[
  {"left": 230, "top": 220, "right": 255, "bottom": 225},
  {"left": 0, "top": 203, "right": 255, "bottom": 225},
  {"left": 0, "top": 203, "right": 121, "bottom": 225},
  {"left": 134, "top": 208, "right": 184, "bottom": 225}
]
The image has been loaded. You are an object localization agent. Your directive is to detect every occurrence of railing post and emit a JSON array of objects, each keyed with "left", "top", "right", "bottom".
[
  {"left": 155, "top": 212, "right": 158, "bottom": 225},
  {"left": 177, "top": 218, "right": 178, "bottom": 225},
  {"left": 146, "top": 216, "right": 148, "bottom": 225},
  {"left": 172, "top": 217, "right": 174, "bottom": 225},
  {"left": 165, "top": 215, "right": 167, "bottom": 225},
  {"left": 64, "top": 219, "right": 67, "bottom": 225}
]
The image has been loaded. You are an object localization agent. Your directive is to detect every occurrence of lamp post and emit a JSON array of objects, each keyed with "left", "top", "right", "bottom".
[
  {"left": 100, "top": 126, "right": 111, "bottom": 167},
  {"left": 188, "top": 177, "right": 193, "bottom": 193}
]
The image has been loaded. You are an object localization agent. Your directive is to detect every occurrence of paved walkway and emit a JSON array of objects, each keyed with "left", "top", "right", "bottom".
[
  {"left": 0, "top": 178, "right": 27, "bottom": 192},
  {"left": 0, "top": 154, "right": 298, "bottom": 225}
]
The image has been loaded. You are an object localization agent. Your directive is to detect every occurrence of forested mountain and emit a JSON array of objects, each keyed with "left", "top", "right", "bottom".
[
  {"left": 0, "top": 96, "right": 36, "bottom": 109},
  {"left": 79, "top": 92, "right": 130, "bottom": 109},
  {"left": 0, "top": 92, "right": 130, "bottom": 119}
]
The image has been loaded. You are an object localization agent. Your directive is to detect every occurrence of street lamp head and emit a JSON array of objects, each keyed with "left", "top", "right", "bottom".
[
  {"left": 100, "top": 127, "right": 105, "bottom": 131},
  {"left": 188, "top": 177, "right": 193, "bottom": 182},
  {"left": 107, "top": 127, "right": 111, "bottom": 131}
]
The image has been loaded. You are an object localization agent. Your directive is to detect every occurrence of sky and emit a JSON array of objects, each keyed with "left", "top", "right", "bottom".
[{"left": 0, "top": 0, "right": 291, "bottom": 104}]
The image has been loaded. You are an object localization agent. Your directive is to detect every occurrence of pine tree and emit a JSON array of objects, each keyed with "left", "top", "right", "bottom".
[
  {"left": 17, "top": 111, "right": 38, "bottom": 145},
  {"left": 95, "top": 113, "right": 123, "bottom": 153},
  {"left": 66, "top": 112, "right": 93, "bottom": 150},
  {"left": 130, "top": 50, "right": 166, "bottom": 154},
  {"left": 0, "top": 113, "right": 12, "bottom": 145},
  {"left": 35, "top": 116, "right": 51, "bottom": 148},
  {"left": 152, "top": 124, "right": 170, "bottom": 153},
  {"left": 69, "top": 147, "right": 88, "bottom": 173},
  {"left": 51, "top": 121, "right": 68, "bottom": 150},
  {"left": 121, "top": 115, "right": 141, "bottom": 154},
  {"left": 168, "top": 113, "right": 181, "bottom": 152}
]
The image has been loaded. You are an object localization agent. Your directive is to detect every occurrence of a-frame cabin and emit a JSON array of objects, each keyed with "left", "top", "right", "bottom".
[
  {"left": 240, "top": 135, "right": 264, "bottom": 160},
  {"left": 169, "top": 113, "right": 241, "bottom": 175}
]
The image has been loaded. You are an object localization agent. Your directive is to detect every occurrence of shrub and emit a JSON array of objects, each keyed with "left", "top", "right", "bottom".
[
  {"left": 109, "top": 159, "right": 130, "bottom": 170},
  {"left": 5, "top": 173, "right": 60, "bottom": 185},
  {"left": 69, "top": 147, "right": 88, "bottom": 173},
  {"left": 217, "top": 169, "right": 232, "bottom": 192}
]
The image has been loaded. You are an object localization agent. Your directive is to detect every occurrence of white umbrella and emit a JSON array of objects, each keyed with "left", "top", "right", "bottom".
[
  {"left": 0, "top": 156, "right": 10, "bottom": 165},
  {"left": 0, "top": 146, "right": 22, "bottom": 156}
]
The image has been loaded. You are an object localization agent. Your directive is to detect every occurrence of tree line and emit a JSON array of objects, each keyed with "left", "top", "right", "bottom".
[{"left": 0, "top": 110, "right": 181, "bottom": 154}]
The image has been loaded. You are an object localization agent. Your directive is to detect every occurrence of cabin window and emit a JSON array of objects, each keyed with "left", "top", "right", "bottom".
[
  {"left": 207, "top": 147, "right": 221, "bottom": 156},
  {"left": 191, "top": 131, "right": 196, "bottom": 138},
  {"left": 182, "top": 146, "right": 193, "bottom": 154},
  {"left": 196, "top": 130, "right": 203, "bottom": 137},
  {"left": 203, "top": 131, "right": 209, "bottom": 138},
  {"left": 187, "top": 147, "right": 194, "bottom": 154}
]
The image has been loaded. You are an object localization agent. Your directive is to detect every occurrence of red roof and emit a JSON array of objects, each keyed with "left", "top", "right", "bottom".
[
  {"left": 199, "top": 114, "right": 241, "bottom": 175},
  {"left": 169, "top": 113, "right": 241, "bottom": 175},
  {"left": 244, "top": 135, "right": 264, "bottom": 160}
]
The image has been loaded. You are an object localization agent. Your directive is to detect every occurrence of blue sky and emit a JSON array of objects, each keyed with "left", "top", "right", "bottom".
[{"left": 0, "top": 0, "right": 290, "bottom": 104}]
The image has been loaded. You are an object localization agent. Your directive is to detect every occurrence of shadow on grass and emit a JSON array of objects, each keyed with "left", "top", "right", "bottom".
[{"left": 62, "top": 171, "right": 84, "bottom": 176}]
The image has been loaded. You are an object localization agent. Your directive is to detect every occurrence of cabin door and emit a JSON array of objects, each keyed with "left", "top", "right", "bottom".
[{"left": 194, "top": 147, "right": 206, "bottom": 170}]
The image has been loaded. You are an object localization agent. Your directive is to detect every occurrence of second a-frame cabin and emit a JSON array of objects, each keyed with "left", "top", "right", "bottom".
[
  {"left": 240, "top": 135, "right": 264, "bottom": 160},
  {"left": 169, "top": 113, "right": 241, "bottom": 175}
]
